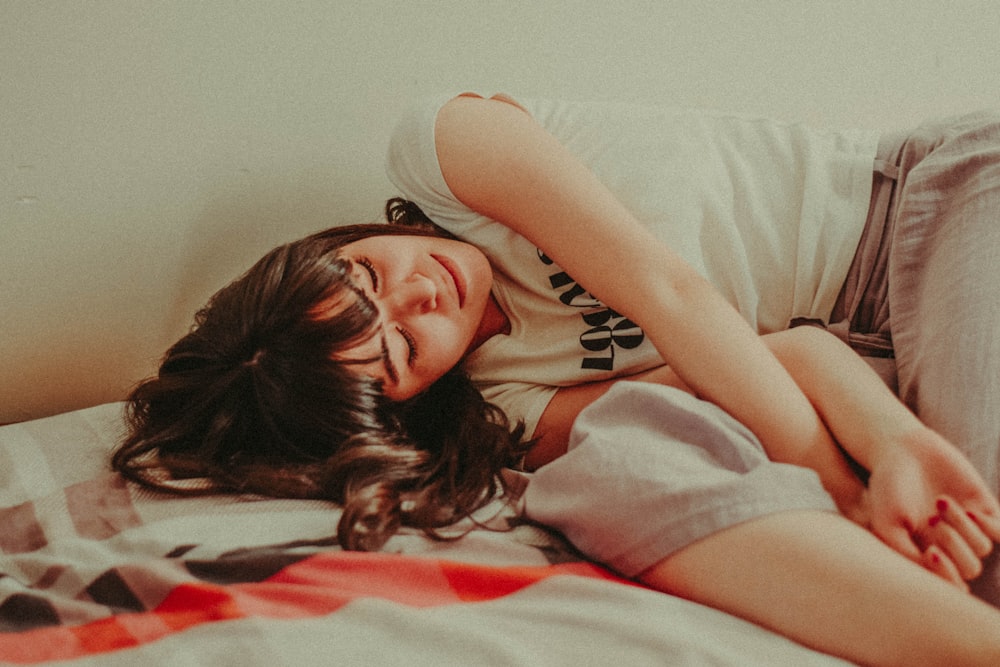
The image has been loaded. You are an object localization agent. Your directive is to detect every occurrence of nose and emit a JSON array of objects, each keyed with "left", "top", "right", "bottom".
[{"left": 383, "top": 272, "right": 437, "bottom": 317}]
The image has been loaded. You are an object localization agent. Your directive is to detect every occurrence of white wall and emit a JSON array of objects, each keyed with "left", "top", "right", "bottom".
[{"left": 3, "top": 0, "right": 999, "bottom": 422}]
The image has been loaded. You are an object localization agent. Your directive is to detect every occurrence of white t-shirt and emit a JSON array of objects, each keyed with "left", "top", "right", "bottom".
[{"left": 386, "top": 92, "right": 879, "bottom": 436}]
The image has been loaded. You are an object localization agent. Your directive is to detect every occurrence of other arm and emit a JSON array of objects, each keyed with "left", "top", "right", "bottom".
[
  {"left": 766, "top": 325, "right": 1000, "bottom": 586},
  {"left": 528, "top": 325, "right": 1000, "bottom": 586}
]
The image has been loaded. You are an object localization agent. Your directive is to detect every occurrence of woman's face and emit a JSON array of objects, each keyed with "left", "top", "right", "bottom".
[{"left": 333, "top": 234, "right": 495, "bottom": 401}]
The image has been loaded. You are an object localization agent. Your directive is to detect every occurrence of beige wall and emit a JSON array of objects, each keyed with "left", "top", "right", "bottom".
[{"left": 3, "top": 1, "right": 999, "bottom": 422}]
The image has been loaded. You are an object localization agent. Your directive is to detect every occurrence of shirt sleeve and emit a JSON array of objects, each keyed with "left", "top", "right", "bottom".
[
  {"left": 385, "top": 92, "right": 534, "bottom": 233},
  {"left": 385, "top": 92, "right": 478, "bottom": 228}
]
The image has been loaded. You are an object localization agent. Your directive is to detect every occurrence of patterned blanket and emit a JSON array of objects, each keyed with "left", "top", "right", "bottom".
[{"left": 0, "top": 403, "right": 851, "bottom": 666}]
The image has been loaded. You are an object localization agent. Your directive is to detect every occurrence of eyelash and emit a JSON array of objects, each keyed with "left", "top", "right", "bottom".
[
  {"left": 356, "top": 256, "right": 378, "bottom": 291},
  {"left": 357, "top": 256, "right": 417, "bottom": 366},
  {"left": 397, "top": 326, "right": 418, "bottom": 365}
]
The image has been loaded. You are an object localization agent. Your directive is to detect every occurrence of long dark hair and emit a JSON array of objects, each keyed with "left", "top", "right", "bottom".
[{"left": 113, "top": 199, "right": 530, "bottom": 550}]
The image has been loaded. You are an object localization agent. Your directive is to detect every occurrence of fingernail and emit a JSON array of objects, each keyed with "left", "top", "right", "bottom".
[
  {"left": 936, "top": 498, "right": 949, "bottom": 514},
  {"left": 929, "top": 515, "right": 942, "bottom": 527}
]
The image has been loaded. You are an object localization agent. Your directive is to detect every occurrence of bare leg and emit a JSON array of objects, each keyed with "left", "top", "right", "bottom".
[{"left": 640, "top": 510, "right": 1000, "bottom": 667}]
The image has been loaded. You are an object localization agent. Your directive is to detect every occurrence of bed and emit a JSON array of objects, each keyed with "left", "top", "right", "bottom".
[{"left": 0, "top": 401, "right": 853, "bottom": 665}]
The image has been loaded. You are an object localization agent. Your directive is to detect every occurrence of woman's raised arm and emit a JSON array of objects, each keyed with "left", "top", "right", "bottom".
[{"left": 433, "top": 94, "right": 865, "bottom": 514}]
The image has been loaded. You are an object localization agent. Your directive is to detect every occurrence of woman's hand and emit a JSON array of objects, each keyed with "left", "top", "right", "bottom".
[
  {"left": 865, "top": 428, "right": 1000, "bottom": 589},
  {"left": 753, "top": 326, "right": 1000, "bottom": 588}
]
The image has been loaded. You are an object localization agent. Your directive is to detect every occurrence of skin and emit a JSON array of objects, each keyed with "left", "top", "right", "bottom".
[
  {"left": 432, "top": 93, "right": 1000, "bottom": 575},
  {"left": 528, "top": 326, "right": 1000, "bottom": 587},
  {"left": 339, "top": 94, "right": 1000, "bottom": 579},
  {"left": 341, "top": 234, "right": 1000, "bottom": 587},
  {"left": 335, "top": 233, "right": 506, "bottom": 401},
  {"left": 342, "top": 93, "right": 1000, "bottom": 663},
  {"left": 641, "top": 509, "right": 1000, "bottom": 667}
]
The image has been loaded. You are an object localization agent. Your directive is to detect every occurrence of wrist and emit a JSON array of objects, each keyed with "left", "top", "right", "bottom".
[
  {"left": 866, "top": 421, "right": 945, "bottom": 473},
  {"left": 819, "top": 460, "right": 869, "bottom": 523},
  {"left": 792, "top": 434, "right": 868, "bottom": 521}
]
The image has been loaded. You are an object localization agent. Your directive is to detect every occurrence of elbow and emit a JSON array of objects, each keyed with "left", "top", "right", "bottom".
[
  {"left": 660, "top": 262, "right": 719, "bottom": 310},
  {"left": 770, "top": 324, "right": 844, "bottom": 376},
  {"left": 790, "top": 324, "right": 844, "bottom": 355}
]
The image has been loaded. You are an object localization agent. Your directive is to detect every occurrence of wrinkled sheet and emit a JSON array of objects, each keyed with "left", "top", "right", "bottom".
[{"left": 0, "top": 403, "right": 851, "bottom": 666}]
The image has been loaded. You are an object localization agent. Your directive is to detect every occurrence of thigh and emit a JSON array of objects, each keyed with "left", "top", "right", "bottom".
[{"left": 641, "top": 509, "right": 1000, "bottom": 665}]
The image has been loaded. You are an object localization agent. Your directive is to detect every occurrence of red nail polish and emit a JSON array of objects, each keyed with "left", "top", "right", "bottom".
[
  {"left": 936, "top": 498, "right": 949, "bottom": 514},
  {"left": 930, "top": 552, "right": 941, "bottom": 565},
  {"left": 929, "top": 515, "right": 942, "bottom": 527}
]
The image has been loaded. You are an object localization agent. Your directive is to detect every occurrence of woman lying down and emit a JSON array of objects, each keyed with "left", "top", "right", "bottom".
[{"left": 114, "top": 92, "right": 1000, "bottom": 666}]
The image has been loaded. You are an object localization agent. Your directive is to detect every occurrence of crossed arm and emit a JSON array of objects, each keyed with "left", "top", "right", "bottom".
[
  {"left": 527, "top": 324, "right": 1000, "bottom": 586},
  {"left": 432, "top": 93, "right": 1000, "bottom": 585}
]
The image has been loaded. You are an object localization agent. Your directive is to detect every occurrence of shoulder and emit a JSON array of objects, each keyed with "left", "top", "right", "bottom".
[
  {"left": 389, "top": 92, "right": 530, "bottom": 156},
  {"left": 386, "top": 91, "right": 531, "bottom": 186},
  {"left": 385, "top": 92, "right": 540, "bottom": 234}
]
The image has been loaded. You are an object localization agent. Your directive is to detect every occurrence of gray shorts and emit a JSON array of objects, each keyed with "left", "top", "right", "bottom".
[
  {"left": 832, "top": 111, "right": 1000, "bottom": 495},
  {"left": 826, "top": 111, "right": 1000, "bottom": 606},
  {"left": 522, "top": 382, "right": 837, "bottom": 578}
]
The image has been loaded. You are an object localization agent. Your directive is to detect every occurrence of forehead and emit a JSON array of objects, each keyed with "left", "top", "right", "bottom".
[{"left": 339, "top": 233, "right": 441, "bottom": 256}]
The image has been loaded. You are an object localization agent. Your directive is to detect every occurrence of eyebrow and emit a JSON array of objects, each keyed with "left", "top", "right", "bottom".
[
  {"left": 380, "top": 331, "right": 399, "bottom": 385},
  {"left": 342, "top": 259, "right": 398, "bottom": 387}
]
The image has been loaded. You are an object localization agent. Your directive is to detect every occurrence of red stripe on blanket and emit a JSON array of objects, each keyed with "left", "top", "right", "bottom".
[
  {"left": 0, "top": 552, "right": 632, "bottom": 664},
  {"left": 439, "top": 559, "right": 629, "bottom": 602}
]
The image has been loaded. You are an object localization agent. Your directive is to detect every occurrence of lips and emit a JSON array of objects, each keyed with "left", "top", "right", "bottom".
[{"left": 432, "top": 254, "right": 465, "bottom": 308}]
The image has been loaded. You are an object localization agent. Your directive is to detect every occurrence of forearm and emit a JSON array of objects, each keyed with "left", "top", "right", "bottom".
[
  {"left": 764, "top": 326, "right": 926, "bottom": 472},
  {"left": 638, "top": 281, "right": 866, "bottom": 513}
]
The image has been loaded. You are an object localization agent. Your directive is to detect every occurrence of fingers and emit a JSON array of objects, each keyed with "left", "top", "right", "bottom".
[
  {"left": 921, "top": 546, "right": 970, "bottom": 592},
  {"left": 966, "top": 502, "right": 1000, "bottom": 545},
  {"left": 935, "top": 497, "right": 994, "bottom": 559},
  {"left": 880, "top": 511, "right": 988, "bottom": 588},
  {"left": 876, "top": 521, "right": 924, "bottom": 564},
  {"left": 918, "top": 496, "right": 995, "bottom": 582},
  {"left": 922, "top": 519, "right": 983, "bottom": 581}
]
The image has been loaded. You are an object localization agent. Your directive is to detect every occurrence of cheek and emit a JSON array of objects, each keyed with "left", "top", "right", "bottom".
[
  {"left": 430, "top": 323, "right": 470, "bottom": 365},
  {"left": 469, "top": 256, "right": 494, "bottom": 299},
  {"left": 418, "top": 322, "right": 471, "bottom": 381}
]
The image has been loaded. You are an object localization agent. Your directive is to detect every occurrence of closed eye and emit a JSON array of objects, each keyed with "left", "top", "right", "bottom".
[
  {"left": 397, "top": 326, "right": 418, "bottom": 366},
  {"left": 356, "top": 256, "right": 379, "bottom": 292},
  {"left": 354, "top": 256, "right": 415, "bottom": 372}
]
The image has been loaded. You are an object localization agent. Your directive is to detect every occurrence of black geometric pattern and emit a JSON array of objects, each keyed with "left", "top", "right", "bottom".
[{"left": 0, "top": 593, "right": 61, "bottom": 631}]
